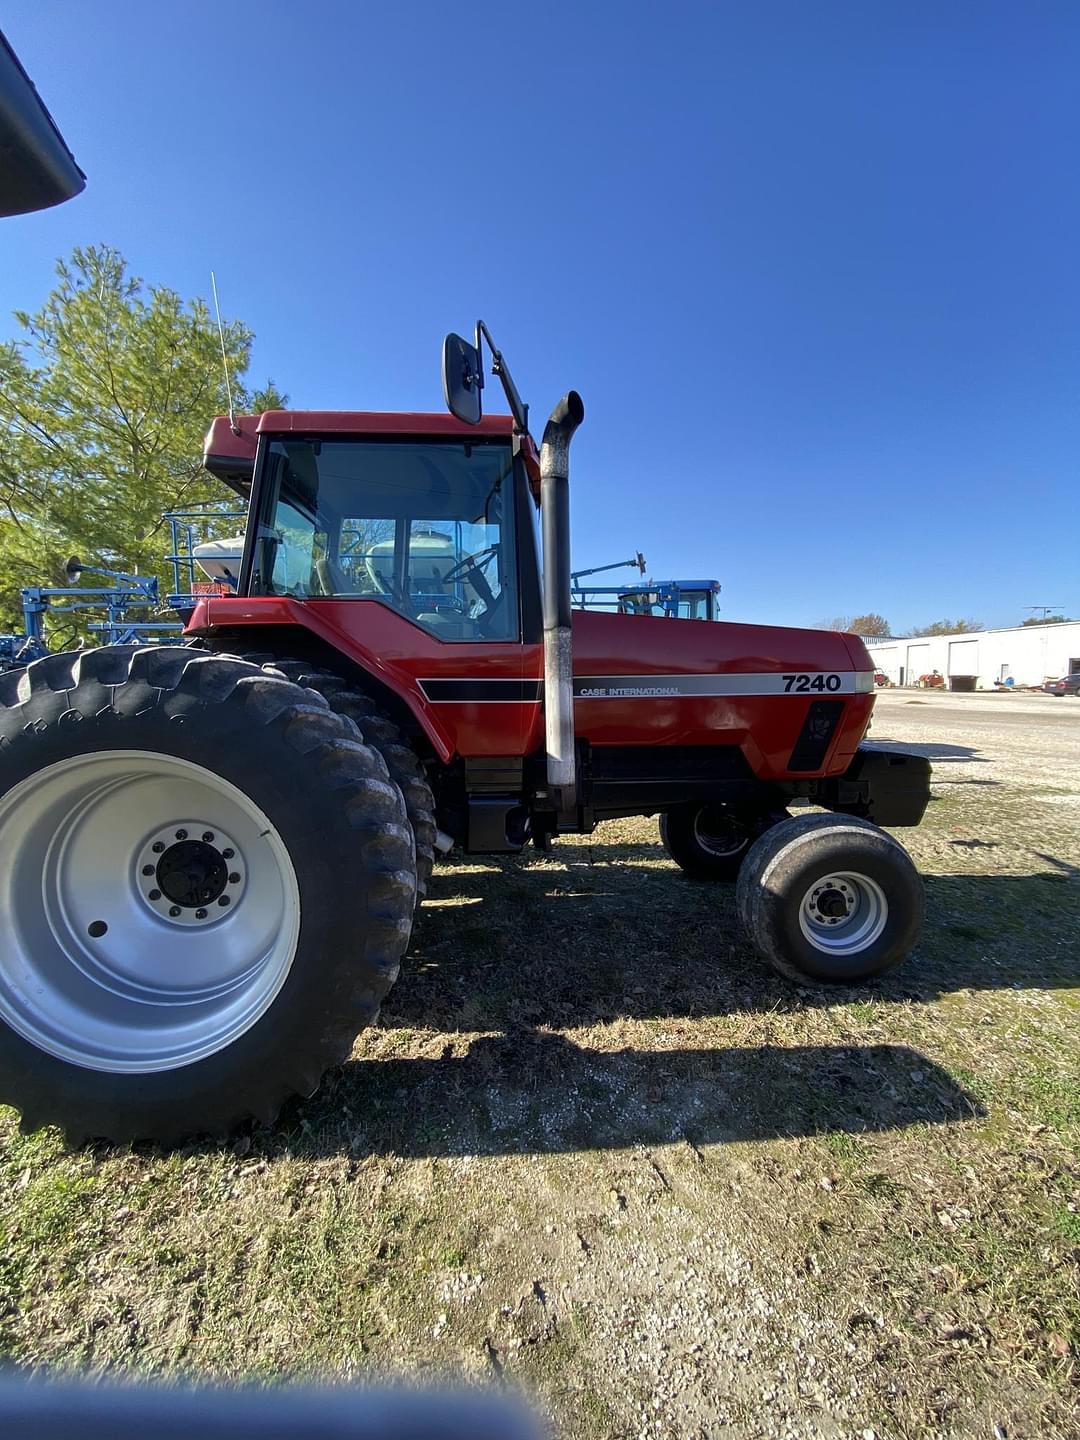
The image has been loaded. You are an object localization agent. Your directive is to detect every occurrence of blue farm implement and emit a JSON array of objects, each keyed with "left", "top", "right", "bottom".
[
  {"left": 0, "top": 508, "right": 246, "bottom": 671},
  {"left": 571, "top": 555, "right": 722, "bottom": 620}
]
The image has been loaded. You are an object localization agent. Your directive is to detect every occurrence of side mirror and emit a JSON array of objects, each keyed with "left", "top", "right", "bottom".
[
  {"left": 442, "top": 332, "right": 483, "bottom": 425},
  {"left": 64, "top": 555, "right": 83, "bottom": 583}
]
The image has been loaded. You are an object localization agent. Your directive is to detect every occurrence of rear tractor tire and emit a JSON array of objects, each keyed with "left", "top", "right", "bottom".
[
  {"left": 659, "top": 803, "right": 788, "bottom": 882},
  {"left": 235, "top": 655, "right": 437, "bottom": 901},
  {"left": 735, "top": 813, "right": 924, "bottom": 985},
  {"left": 0, "top": 646, "right": 416, "bottom": 1144}
]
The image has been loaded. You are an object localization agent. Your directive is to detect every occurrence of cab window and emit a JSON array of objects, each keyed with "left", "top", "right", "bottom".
[{"left": 252, "top": 438, "right": 518, "bottom": 642}]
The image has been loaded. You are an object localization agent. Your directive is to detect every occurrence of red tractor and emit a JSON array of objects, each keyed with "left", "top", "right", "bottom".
[{"left": 0, "top": 327, "right": 930, "bottom": 1143}]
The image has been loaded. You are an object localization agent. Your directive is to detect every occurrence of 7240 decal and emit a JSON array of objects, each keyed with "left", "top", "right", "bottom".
[{"left": 782, "top": 673, "right": 842, "bottom": 693}]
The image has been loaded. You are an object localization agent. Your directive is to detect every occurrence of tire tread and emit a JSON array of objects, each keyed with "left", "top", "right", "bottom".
[{"left": 236, "top": 656, "right": 437, "bottom": 899}]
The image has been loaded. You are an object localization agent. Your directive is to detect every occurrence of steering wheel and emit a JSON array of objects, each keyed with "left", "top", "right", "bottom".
[{"left": 440, "top": 546, "right": 499, "bottom": 588}]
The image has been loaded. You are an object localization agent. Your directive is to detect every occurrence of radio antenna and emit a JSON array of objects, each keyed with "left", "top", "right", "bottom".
[{"left": 210, "top": 270, "right": 238, "bottom": 434}]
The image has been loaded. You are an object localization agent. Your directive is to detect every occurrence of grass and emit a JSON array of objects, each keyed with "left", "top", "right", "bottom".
[{"left": 0, "top": 697, "right": 1078, "bottom": 1436}]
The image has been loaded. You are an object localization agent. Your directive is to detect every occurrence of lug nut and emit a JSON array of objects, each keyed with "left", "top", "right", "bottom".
[
  {"left": 148, "top": 888, "right": 161, "bottom": 901},
  {"left": 195, "top": 908, "right": 207, "bottom": 920},
  {"left": 175, "top": 829, "right": 187, "bottom": 840},
  {"left": 218, "top": 895, "right": 230, "bottom": 907},
  {"left": 152, "top": 841, "right": 165, "bottom": 853},
  {"left": 229, "top": 872, "right": 241, "bottom": 885},
  {"left": 222, "top": 848, "right": 234, "bottom": 860},
  {"left": 169, "top": 905, "right": 181, "bottom": 917},
  {"left": 142, "top": 864, "right": 155, "bottom": 876},
  {"left": 202, "top": 831, "right": 215, "bottom": 843}
]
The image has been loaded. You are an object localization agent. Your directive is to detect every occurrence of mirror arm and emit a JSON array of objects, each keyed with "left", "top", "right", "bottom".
[{"left": 476, "top": 320, "right": 529, "bottom": 435}]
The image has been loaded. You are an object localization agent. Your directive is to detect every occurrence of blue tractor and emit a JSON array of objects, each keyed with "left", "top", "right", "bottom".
[{"left": 571, "top": 555, "right": 721, "bottom": 620}]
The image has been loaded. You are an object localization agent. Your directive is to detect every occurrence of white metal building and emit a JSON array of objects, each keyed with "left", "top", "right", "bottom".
[{"left": 867, "top": 621, "right": 1080, "bottom": 690}]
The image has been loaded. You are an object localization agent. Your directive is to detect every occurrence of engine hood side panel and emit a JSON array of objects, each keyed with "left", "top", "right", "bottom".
[{"left": 567, "top": 611, "right": 875, "bottom": 779}]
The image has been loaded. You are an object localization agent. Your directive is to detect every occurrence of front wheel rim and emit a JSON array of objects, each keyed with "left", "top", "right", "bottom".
[
  {"left": 692, "top": 807, "right": 750, "bottom": 860},
  {"left": 0, "top": 750, "right": 301, "bottom": 1073},
  {"left": 798, "top": 871, "right": 888, "bottom": 956}
]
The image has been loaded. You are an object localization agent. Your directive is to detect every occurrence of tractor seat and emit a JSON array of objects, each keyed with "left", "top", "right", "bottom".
[
  {"left": 415, "top": 611, "right": 479, "bottom": 640},
  {"left": 312, "top": 557, "right": 384, "bottom": 598},
  {"left": 312, "top": 556, "right": 351, "bottom": 596}
]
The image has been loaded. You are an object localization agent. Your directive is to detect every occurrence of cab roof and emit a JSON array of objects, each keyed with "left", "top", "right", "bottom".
[
  {"left": 258, "top": 411, "right": 514, "bottom": 438},
  {"left": 203, "top": 411, "right": 515, "bottom": 494}
]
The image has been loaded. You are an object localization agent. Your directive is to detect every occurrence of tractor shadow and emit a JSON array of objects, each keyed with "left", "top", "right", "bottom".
[
  {"left": 273, "top": 847, "right": 1080, "bottom": 1159},
  {"left": 385, "top": 849, "right": 1080, "bottom": 1042},
  {"left": 867, "top": 738, "right": 990, "bottom": 763},
  {"left": 295, "top": 1035, "right": 980, "bottom": 1159}
]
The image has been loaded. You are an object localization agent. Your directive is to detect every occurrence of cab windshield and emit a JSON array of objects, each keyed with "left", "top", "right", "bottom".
[{"left": 251, "top": 437, "right": 518, "bottom": 641}]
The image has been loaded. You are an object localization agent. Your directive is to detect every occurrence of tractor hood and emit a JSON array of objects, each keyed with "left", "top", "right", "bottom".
[
  {"left": 568, "top": 609, "right": 876, "bottom": 779},
  {"left": 569, "top": 609, "right": 874, "bottom": 691}
]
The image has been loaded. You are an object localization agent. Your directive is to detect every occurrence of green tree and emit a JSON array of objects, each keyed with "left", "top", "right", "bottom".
[
  {"left": 250, "top": 380, "right": 290, "bottom": 413},
  {"left": 848, "top": 612, "right": 891, "bottom": 637},
  {"left": 0, "top": 245, "right": 284, "bottom": 632},
  {"left": 814, "top": 613, "right": 891, "bottom": 636},
  {"left": 1021, "top": 614, "right": 1068, "bottom": 626},
  {"left": 905, "top": 618, "right": 983, "bottom": 637}
]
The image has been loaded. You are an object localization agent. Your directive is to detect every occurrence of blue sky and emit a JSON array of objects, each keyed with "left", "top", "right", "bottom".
[{"left": 3, "top": 1, "right": 1077, "bottom": 632}]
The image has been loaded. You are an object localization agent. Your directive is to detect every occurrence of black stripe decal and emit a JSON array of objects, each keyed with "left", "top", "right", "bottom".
[{"left": 418, "top": 679, "right": 543, "bottom": 703}]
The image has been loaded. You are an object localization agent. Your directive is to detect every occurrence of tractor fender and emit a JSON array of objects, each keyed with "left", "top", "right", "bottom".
[{"left": 188, "top": 597, "right": 455, "bottom": 762}]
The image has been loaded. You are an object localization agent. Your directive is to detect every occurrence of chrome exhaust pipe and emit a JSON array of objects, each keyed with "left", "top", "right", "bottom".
[{"left": 540, "top": 390, "right": 585, "bottom": 816}]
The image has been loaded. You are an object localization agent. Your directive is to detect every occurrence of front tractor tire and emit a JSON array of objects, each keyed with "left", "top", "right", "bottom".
[
  {"left": 735, "top": 813, "right": 925, "bottom": 985},
  {"left": 659, "top": 803, "right": 787, "bottom": 882},
  {"left": 0, "top": 647, "right": 416, "bottom": 1145}
]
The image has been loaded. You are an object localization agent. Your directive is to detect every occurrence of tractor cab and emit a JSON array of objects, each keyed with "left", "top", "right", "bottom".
[
  {"left": 616, "top": 580, "right": 721, "bottom": 620},
  {"left": 201, "top": 326, "right": 547, "bottom": 649},
  {"left": 250, "top": 428, "right": 530, "bottom": 643},
  {"left": 204, "top": 412, "right": 541, "bottom": 645}
]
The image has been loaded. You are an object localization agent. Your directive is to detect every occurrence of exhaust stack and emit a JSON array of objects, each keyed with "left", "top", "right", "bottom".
[{"left": 540, "top": 391, "right": 585, "bottom": 815}]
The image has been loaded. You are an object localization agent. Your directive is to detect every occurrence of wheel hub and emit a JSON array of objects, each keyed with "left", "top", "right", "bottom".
[
  {"left": 137, "top": 820, "right": 247, "bottom": 926},
  {"left": 799, "top": 870, "right": 889, "bottom": 955},
  {"left": 157, "top": 839, "right": 229, "bottom": 907},
  {"left": 693, "top": 806, "right": 750, "bottom": 859},
  {"left": 812, "top": 885, "right": 852, "bottom": 921}
]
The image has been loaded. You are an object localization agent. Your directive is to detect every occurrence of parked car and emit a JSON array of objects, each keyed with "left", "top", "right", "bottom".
[{"left": 1043, "top": 673, "right": 1080, "bottom": 696}]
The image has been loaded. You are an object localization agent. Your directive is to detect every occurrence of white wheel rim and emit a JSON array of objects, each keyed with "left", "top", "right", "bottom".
[
  {"left": 692, "top": 808, "right": 749, "bottom": 859},
  {"left": 0, "top": 750, "right": 301, "bottom": 1073},
  {"left": 798, "top": 870, "right": 888, "bottom": 956}
]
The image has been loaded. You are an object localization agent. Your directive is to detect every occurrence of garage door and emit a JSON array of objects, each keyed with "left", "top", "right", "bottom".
[
  {"left": 948, "top": 639, "right": 979, "bottom": 676},
  {"left": 906, "top": 644, "right": 930, "bottom": 682}
]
